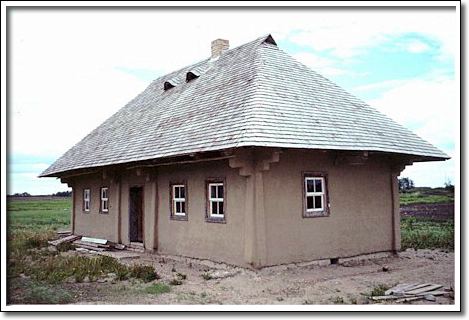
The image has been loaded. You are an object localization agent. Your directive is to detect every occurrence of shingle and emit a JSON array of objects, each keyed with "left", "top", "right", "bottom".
[{"left": 40, "top": 34, "right": 449, "bottom": 177}]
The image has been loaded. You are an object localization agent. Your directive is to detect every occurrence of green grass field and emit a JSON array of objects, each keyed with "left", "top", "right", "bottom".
[
  {"left": 399, "top": 188, "right": 454, "bottom": 206},
  {"left": 7, "top": 197, "right": 71, "bottom": 231}
]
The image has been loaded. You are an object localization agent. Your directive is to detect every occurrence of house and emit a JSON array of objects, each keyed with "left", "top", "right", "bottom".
[{"left": 40, "top": 34, "right": 449, "bottom": 268}]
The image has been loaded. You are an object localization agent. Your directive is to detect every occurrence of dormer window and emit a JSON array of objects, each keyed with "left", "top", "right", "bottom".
[
  {"left": 164, "top": 81, "right": 175, "bottom": 91},
  {"left": 186, "top": 72, "right": 199, "bottom": 82}
]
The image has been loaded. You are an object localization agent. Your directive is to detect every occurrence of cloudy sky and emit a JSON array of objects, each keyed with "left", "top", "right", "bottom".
[{"left": 6, "top": 4, "right": 459, "bottom": 195}]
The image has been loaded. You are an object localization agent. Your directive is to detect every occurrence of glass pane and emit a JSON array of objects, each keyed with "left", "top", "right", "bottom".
[
  {"left": 104, "top": 201, "right": 108, "bottom": 211},
  {"left": 219, "top": 202, "right": 224, "bottom": 215},
  {"left": 180, "top": 186, "right": 185, "bottom": 199},
  {"left": 181, "top": 201, "right": 185, "bottom": 213},
  {"left": 307, "top": 196, "right": 314, "bottom": 209},
  {"left": 211, "top": 185, "right": 217, "bottom": 198},
  {"left": 315, "top": 179, "right": 322, "bottom": 193},
  {"left": 315, "top": 196, "right": 322, "bottom": 209},
  {"left": 218, "top": 185, "right": 224, "bottom": 199},
  {"left": 212, "top": 201, "right": 218, "bottom": 214},
  {"left": 176, "top": 201, "right": 180, "bottom": 213},
  {"left": 306, "top": 179, "right": 314, "bottom": 193},
  {"left": 174, "top": 187, "right": 180, "bottom": 199}
]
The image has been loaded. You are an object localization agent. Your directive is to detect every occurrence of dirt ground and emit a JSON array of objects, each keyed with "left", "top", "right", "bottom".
[{"left": 69, "top": 247, "right": 454, "bottom": 306}]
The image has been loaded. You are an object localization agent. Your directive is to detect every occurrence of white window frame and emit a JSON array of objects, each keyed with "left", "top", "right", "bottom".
[
  {"left": 208, "top": 182, "right": 224, "bottom": 218},
  {"left": 304, "top": 174, "right": 329, "bottom": 217},
  {"left": 84, "top": 188, "right": 90, "bottom": 212},
  {"left": 172, "top": 184, "right": 186, "bottom": 216},
  {"left": 101, "top": 187, "right": 109, "bottom": 213}
]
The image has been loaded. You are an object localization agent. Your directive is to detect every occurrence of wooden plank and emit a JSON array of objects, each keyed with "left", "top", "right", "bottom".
[
  {"left": 73, "top": 242, "right": 107, "bottom": 251},
  {"left": 48, "top": 234, "right": 81, "bottom": 246},
  {"left": 372, "top": 294, "right": 415, "bottom": 301},
  {"left": 57, "top": 230, "right": 72, "bottom": 235},
  {"left": 74, "top": 240, "right": 110, "bottom": 248},
  {"left": 396, "top": 296, "right": 423, "bottom": 303},
  {"left": 81, "top": 237, "right": 108, "bottom": 245},
  {"left": 415, "top": 291, "right": 446, "bottom": 296},
  {"left": 405, "top": 284, "right": 443, "bottom": 295},
  {"left": 385, "top": 283, "right": 414, "bottom": 295}
]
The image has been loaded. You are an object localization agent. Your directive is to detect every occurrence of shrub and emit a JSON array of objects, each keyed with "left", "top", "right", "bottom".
[
  {"left": 130, "top": 264, "right": 159, "bottom": 282},
  {"left": 169, "top": 278, "right": 183, "bottom": 286},
  {"left": 370, "top": 284, "right": 390, "bottom": 297}
]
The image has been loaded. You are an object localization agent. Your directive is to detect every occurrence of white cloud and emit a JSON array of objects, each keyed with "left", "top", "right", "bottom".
[
  {"left": 404, "top": 39, "right": 430, "bottom": 53},
  {"left": 286, "top": 10, "right": 455, "bottom": 60},
  {"left": 364, "top": 75, "right": 456, "bottom": 150}
]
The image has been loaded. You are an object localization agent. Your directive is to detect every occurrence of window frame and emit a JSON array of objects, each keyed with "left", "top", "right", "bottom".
[
  {"left": 302, "top": 172, "right": 330, "bottom": 218},
  {"left": 170, "top": 181, "right": 188, "bottom": 221},
  {"left": 205, "top": 179, "right": 226, "bottom": 223},
  {"left": 83, "top": 188, "right": 91, "bottom": 213},
  {"left": 100, "top": 187, "right": 109, "bottom": 214}
]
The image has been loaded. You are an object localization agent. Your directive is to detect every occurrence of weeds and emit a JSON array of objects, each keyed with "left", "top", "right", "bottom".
[
  {"left": 176, "top": 272, "right": 187, "bottom": 280},
  {"left": 330, "top": 296, "right": 344, "bottom": 304},
  {"left": 202, "top": 272, "right": 212, "bottom": 280},
  {"left": 130, "top": 264, "right": 159, "bottom": 282},
  {"left": 169, "top": 279, "right": 183, "bottom": 286},
  {"left": 144, "top": 283, "right": 171, "bottom": 295},
  {"left": 370, "top": 284, "right": 391, "bottom": 297},
  {"left": 401, "top": 217, "right": 454, "bottom": 250}
]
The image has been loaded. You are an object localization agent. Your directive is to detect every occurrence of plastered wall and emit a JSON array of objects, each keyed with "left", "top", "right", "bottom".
[
  {"left": 262, "top": 149, "right": 394, "bottom": 266},
  {"left": 156, "top": 160, "right": 247, "bottom": 266}
]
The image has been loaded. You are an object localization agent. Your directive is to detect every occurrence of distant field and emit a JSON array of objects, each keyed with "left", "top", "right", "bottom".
[
  {"left": 399, "top": 188, "right": 454, "bottom": 206},
  {"left": 7, "top": 196, "right": 71, "bottom": 231}
]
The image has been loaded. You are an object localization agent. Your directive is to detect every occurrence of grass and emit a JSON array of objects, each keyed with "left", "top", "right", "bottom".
[
  {"left": 401, "top": 216, "right": 454, "bottom": 250},
  {"left": 7, "top": 197, "right": 71, "bottom": 231},
  {"left": 399, "top": 190, "right": 454, "bottom": 206},
  {"left": 144, "top": 283, "right": 171, "bottom": 295},
  {"left": 6, "top": 196, "right": 161, "bottom": 304}
]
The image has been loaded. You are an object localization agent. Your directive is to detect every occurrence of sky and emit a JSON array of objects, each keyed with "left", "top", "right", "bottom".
[{"left": 5, "top": 4, "right": 459, "bottom": 195}]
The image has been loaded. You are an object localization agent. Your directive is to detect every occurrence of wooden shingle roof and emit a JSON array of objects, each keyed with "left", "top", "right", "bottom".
[{"left": 40, "top": 34, "right": 449, "bottom": 177}]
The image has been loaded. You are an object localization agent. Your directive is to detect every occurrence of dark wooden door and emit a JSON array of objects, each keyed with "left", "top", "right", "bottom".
[{"left": 129, "top": 187, "right": 143, "bottom": 243}]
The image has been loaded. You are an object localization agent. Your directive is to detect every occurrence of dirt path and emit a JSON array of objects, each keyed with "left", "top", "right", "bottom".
[{"left": 73, "top": 248, "right": 454, "bottom": 305}]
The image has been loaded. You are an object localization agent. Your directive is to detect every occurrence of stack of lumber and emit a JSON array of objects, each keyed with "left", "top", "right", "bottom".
[
  {"left": 372, "top": 283, "right": 449, "bottom": 303},
  {"left": 48, "top": 233, "right": 126, "bottom": 252}
]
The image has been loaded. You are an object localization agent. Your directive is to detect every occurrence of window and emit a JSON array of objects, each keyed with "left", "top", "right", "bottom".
[
  {"left": 100, "top": 187, "right": 109, "bottom": 214},
  {"left": 303, "top": 173, "right": 329, "bottom": 217},
  {"left": 206, "top": 180, "right": 225, "bottom": 222},
  {"left": 83, "top": 188, "right": 90, "bottom": 212},
  {"left": 170, "top": 182, "right": 187, "bottom": 220}
]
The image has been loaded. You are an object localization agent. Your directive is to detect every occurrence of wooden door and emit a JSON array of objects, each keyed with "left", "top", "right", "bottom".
[{"left": 129, "top": 187, "right": 143, "bottom": 243}]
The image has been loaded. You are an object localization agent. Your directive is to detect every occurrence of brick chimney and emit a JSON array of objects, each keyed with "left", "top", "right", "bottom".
[{"left": 211, "top": 38, "right": 229, "bottom": 58}]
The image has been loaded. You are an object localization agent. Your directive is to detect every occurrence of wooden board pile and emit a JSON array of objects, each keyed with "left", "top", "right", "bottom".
[
  {"left": 372, "top": 283, "right": 450, "bottom": 303},
  {"left": 48, "top": 233, "right": 125, "bottom": 252}
]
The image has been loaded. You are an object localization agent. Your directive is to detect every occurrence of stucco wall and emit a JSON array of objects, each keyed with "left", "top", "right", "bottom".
[
  {"left": 156, "top": 160, "right": 246, "bottom": 266},
  {"left": 72, "top": 173, "right": 119, "bottom": 242},
  {"left": 262, "top": 149, "right": 394, "bottom": 266}
]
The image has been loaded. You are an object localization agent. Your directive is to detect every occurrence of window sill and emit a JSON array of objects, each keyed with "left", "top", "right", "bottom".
[
  {"left": 303, "top": 211, "right": 329, "bottom": 218},
  {"left": 170, "top": 215, "right": 188, "bottom": 221},
  {"left": 205, "top": 217, "right": 226, "bottom": 224}
]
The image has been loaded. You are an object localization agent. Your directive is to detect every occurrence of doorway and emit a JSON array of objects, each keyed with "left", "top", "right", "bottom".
[{"left": 129, "top": 187, "right": 143, "bottom": 243}]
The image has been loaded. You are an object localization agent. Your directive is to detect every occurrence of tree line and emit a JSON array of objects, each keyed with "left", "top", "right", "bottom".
[{"left": 9, "top": 191, "right": 72, "bottom": 197}]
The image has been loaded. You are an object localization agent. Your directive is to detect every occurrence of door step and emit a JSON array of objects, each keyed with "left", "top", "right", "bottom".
[{"left": 128, "top": 242, "right": 145, "bottom": 252}]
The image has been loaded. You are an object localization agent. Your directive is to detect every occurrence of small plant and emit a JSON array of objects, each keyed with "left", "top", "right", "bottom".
[
  {"left": 370, "top": 284, "right": 390, "bottom": 297},
  {"left": 56, "top": 242, "right": 75, "bottom": 252},
  {"left": 331, "top": 296, "right": 344, "bottom": 304},
  {"left": 202, "top": 272, "right": 212, "bottom": 280},
  {"left": 169, "top": 278, "right": 183, "bottom": 286},
  {"left": 176, "top": 272, "right": 187, "bottom": 280},
  {"left": 130, "top": 264, "right": 159, "bottom": 283},
  {"left": 144, "top": 283, "right": 171, "bottom": 295},
  {"left": 347, "top": 294, "right": 357, "bottom": 304}
]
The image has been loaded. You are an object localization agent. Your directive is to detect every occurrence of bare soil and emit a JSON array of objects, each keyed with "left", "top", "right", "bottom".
[
  {"left": 400, "top": 203, "right": 454, "bottom": 219},
  {"left": 71, "top": 248, "right": 454, "bottom": 305}
]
